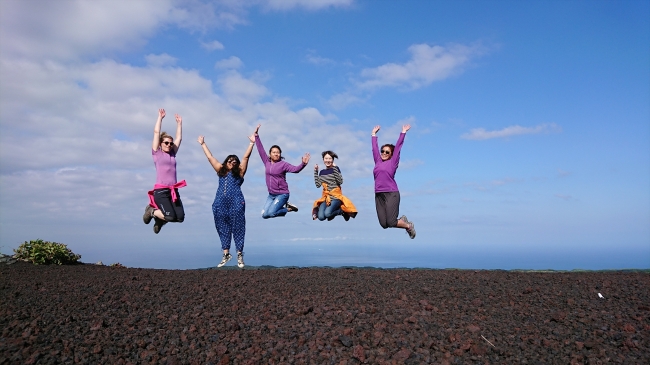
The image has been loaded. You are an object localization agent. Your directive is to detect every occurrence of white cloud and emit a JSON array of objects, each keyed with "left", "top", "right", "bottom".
[
  {"left": 306, "top": 51, "right": 335, "bottom": 65},
  {"left": 460, "top": 123, "right": 562, "bottom": 140},
  {"left": 264, "top": 0, "right": 355, "bottom": 11},
  {"left": 356, "top": 43, "right": 485, "bottom": 90},
  {"left": 327, "top": 92, "right": 367, "bottom": 110},
  {"left": 215, "top": 56, "right": 244, "bottom": 69},
  {"left": 145, "top": 53, "right": 178, "bottom": 67},
  {"left": 201, "top": 40, "right": 225, "bottom": 51}
]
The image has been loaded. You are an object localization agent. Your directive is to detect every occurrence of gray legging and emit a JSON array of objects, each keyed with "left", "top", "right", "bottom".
[{"left": 374, "top": 191, "right": 400, "bottom": 228}]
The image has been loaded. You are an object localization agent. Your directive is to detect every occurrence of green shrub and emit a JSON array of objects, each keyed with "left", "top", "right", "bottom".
[{"left": 13, "top": 239, "right": 81, "bottom": 265}]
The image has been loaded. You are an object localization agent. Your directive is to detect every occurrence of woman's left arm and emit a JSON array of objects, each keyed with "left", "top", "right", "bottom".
[
  {"left": 393, "top": 124, "right": 409, "bottom": 165},
  {"left": 240, "top": 133, "right": 256, "bottom": 177},
  {"left": 174, "top": 114, "right": 183, "bottom": 151}
]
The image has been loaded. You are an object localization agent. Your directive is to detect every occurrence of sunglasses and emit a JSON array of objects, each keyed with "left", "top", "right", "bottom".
[
  {"left": 162, "top": 141, "right": 174, "bottom": 146},
  {"left": 381, "top": 149, "right": 392, "bottom": 154}
]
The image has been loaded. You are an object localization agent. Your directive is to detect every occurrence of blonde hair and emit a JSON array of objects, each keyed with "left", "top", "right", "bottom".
[{"left": 159, "top": 132, "right": 173, "bottom": 144}]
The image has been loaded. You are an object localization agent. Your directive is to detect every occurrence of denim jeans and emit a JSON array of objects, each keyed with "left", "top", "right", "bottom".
[
  {"left": 317, "top": 198, "right": 342, "bottom": 221},
  {"left": 261, "top": 193, "right": 289, "bottom": 219}
]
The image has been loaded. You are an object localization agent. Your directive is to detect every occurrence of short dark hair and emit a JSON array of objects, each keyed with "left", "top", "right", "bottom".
[
  {"left": 321, "top": 150, "right": 338, "bottom": 159},
  {"left": 218, "top": 155, "right": 242, "bottom": 178},
  {"left": 269, "top": 145, "right": 284, "bottom": 161}
]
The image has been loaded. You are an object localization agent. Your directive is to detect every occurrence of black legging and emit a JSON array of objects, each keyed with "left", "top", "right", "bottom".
[{"left": 153, "top": 188, "right": 185, "bottom": 222}]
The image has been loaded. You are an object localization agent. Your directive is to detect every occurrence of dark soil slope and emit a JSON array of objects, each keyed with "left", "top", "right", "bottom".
[{"left": 1, "top": 262, "right": 648, "bottom": 364}]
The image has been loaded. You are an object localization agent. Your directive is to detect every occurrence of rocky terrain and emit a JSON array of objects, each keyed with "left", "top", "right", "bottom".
[{"left": 1, "top": 261, "right": 648, "bottom": 364}]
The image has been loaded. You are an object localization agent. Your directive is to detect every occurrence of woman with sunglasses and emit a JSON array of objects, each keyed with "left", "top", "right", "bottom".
[
  {"left": 197, "top": 131, "right": 255, "bottom": 268},
  {"left": 371, "top": 124, "right": 416, "bottom": 238},
  {"left": 312, "top": 151, "right": 357, "bottom": 221},
  {"left": 253, "top": 124, "right": 310, "bottom": 218},
  {"left": 143, "top": 109, "right": 187, "bottom": 234}
]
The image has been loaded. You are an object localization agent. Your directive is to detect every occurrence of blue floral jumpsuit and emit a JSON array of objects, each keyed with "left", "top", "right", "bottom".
[{"left": 212, "top": 172, "right": 246, "bottom": 252}]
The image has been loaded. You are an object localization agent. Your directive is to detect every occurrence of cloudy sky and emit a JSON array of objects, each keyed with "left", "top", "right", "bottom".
[{"left": 1, "top": 0, "right": 648, "bottom": 270}]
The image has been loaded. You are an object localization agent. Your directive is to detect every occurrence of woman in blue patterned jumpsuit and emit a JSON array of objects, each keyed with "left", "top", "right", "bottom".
[{"left": 197, "top": 132, "right": 255, "bottom": 268}]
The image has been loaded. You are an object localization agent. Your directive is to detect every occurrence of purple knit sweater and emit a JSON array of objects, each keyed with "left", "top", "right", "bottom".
[
  {"left": 255, "top": 135, "right": 306, "bottom": 194},
  {"left": 372, "top": 133, "right": 405, "bottom": 193}
]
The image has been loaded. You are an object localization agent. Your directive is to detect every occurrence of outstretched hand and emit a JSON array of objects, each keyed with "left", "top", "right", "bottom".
[
  {"left": 175, "top": 114, "right": 182, "bottom": 124},
  {"left": 248, "top": 133, "right": 255, "bottom": 143},
  {"left": 197, "top": 136, "right": 205, "bottom": 145},
  {"left": 372, "top": 125, "right": 381, "bottom": 135},
  {"left": 158, "top": 109, "right": 166, "bottom": 119},
  {"left": 253, "top": 124, "right": 261, "bottom": 135},
  {"left": 314, "top": 164, "right": 319, "bottom": 172},
  {"left": 402, "top": 124, "right": 411, "bottom": 133},
  {"left": 302, "top": 153, "right": 311, "bottom": 164}
]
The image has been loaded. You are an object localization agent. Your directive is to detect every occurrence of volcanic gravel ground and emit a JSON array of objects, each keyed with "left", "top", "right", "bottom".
[{"left": 1, "top": 262, "right": 649, "bottom": 364}]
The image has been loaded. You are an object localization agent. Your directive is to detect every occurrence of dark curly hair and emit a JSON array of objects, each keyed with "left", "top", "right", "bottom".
[
  {"left": 321, "top": 150, "right": 338, "bottom": 159},
  {"left": 218, "top": 155, "right": 242, "bottom": 178}
]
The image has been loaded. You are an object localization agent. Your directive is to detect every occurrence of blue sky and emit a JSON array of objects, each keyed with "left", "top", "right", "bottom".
[{"left": 1, "top": 0, "right": 648, "bottom": 270}]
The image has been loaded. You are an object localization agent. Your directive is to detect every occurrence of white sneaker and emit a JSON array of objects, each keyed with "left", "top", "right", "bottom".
[
  {"left": 217, "top": 253, "right": 232, "bottom": 267},
  {"left": 237, "top": 252, "right": 245, "bottom": 268}
]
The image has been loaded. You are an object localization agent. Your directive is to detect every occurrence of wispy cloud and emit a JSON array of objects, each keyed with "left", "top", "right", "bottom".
[
  {"left": 306, "top": 50, "right": 335, "bottom": 65},
  {"left": 356, "top": 43, "right": 486, "bottom": 90},
  {"left": 215, "top": 56, "right": 243, "bottom": 69},
  {"left": 460, "top": 123, "right": 561, "bottom": 140},
  {"left": 555, "top": 194, "right": 573, "bottom": 201},
  {"left": 265, "top": 0, "right": 355, "bottom": 11},
  {"left": 557, "top": 169, "right": 572, "bottom": 177},
  {"left": 201, "top": 40, "right": 225, "bottom": 51},
  {"left": 145, "top": 53, "right": 177, "bottom": 67},
  {"left": 289, "top": 236, "right": 349, "bottom": 241},
  {"left": 327, "top": 92, "right": 367, "bottom": 110}
]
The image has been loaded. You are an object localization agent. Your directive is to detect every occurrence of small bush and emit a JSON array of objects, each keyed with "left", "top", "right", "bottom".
[{"left": 13, "top": 239, "right": 81, "bottom": 265}]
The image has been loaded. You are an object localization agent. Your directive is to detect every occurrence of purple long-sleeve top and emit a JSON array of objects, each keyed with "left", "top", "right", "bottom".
[
  {"left": 255, "top": 135, "right": 307, "bottom": 194},
  {"left": 372, "top": 132, "right": 405, "bottom": 193}
]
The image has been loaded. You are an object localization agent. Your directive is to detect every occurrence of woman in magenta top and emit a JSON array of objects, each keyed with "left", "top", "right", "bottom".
[
  {"left": 143, "top": 108, "right": 187, "bottom": 234},
  {"left": 371, "top": 124, "right": 416, "bottom": 239},
  {"left": 253, "top": 124, "right": 310, "bottom": 218}
]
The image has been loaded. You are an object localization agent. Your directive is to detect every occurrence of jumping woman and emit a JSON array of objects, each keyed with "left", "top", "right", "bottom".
[
  {"left": 197, "top": 131, "right": 255, "bottom": 268},
  {"left": 312, "top": 151, "right": 357, "bottom": 221},
  {"left": 371, "top": 124, "right": 415, "bottom": 238},
  {"left": 143, "top": 109, "right": 187, "bottom": 234},
  {"left": 253, "top": 124, "right": 310, "bottom": 218}
]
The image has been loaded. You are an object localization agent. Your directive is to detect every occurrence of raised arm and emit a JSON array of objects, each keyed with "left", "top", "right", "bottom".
[
  {"left": 283, "top": 153, "right": 310, "bottom": 173},
  {"left": 174, "top": 114, "right": 183, "bottom": 151},
  {"left": 239, "top": 130, "right": 257, "bottom": 177},
  {"left": 392, "top": 124, "right": 409, "bottom": 167},
  {"left": 371, "top": 125, "right": 381, "bottom": 163},
  {"left": 314, "top": 164, "right": 321, "bottom": 188},
  {"left": 152, "top": 109, "right": 165, "bottom": 151},
  {"left": 253, "top": 124, "right": 269, "bottom": 164},
  {"left": 197, "top": 136, "right": 222, "bottom": 173}
]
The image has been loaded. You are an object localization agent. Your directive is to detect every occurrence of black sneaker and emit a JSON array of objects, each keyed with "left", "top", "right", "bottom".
[
  {"left": 217, "top": 253, "right": 232, "bottom": 267},
  {"left": 342, "top": 212, "right": 350, "bottom": 221},
  {"left": 143, "top": 205, "right": 154, "bottom": 224},
  {"left": 153, "top": 217, "right": 167, "bottom": 234},
  {"left": 286, "top": 202, "right": 298, "bottom": 212}
]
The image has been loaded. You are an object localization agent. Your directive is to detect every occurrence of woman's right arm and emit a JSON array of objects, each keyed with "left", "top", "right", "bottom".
[
  {"left": 152, "top": 109, "right": 165, "bottom": 151},
  {"left": 197, "top": 136, "right": 222, "bottom": 173},
  {"left": 314, "top": 164, "right": 322, "bottom": 188},
  {"left": 253, "top": 124, "right": 268, "bottom": 164},
  {"left": 371, "top": 125, "right": 381, "bottom": 163}
]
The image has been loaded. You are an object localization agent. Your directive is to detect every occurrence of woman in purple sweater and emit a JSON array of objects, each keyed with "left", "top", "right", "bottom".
[
  {"left": 371, "top": 124, "right": 416, "bottom": 239},
  {"left": 253, "top": 124, "right": 310, "bottom": 218}
]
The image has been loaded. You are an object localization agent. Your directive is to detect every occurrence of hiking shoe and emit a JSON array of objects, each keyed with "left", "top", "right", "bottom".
[
  {"left": 399, "top": 215, "right": 409, "bottom": 224},
  {"left": 217, "top": 253, "right": 232, "bottom": 268},
  {"left": 286, "top": 202, "right": 298, "bottom": 212},
  {"left": 143, "top": 205, "right": 154, "bottom": 224},
  {"left": 153, "top": 217, "right": 167, "bottom": 234},
  {"left": 237, "top": 252, "right": 245, "bottom": 268},
  {"left": 406, "top": 222, "right": 416, "bottom": 239}
]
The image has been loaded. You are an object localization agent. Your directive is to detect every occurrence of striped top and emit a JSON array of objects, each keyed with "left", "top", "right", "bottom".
[{"left": 314, "top": 166, "right": 343, "bottom": 191}]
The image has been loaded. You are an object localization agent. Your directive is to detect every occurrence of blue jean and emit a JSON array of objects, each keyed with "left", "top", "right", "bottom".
[
  {"left": 262, "top": 193, "right": 289, "bottom": 219},
  {"left": 317, "top": 198, "right": 342, "bottom": 221}
]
